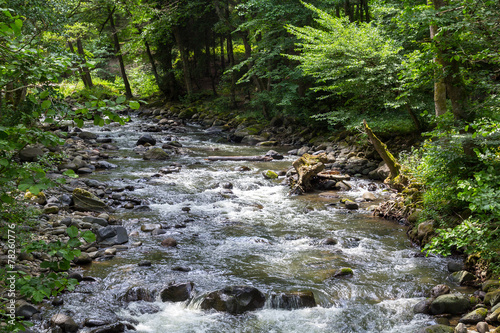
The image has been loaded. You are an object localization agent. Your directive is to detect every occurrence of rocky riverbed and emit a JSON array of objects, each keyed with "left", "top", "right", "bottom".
[{"left": 2, "top": 105, "right": 500, "bottom": 333}]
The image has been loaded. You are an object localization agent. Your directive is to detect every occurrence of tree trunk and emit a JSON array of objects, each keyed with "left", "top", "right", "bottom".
[
  {"left": 156, "top": 41, "right": 179, "bottom": 100},
  {"left": 406, "top": 103, "right": 421, "bottom": 131},
  {"left": 76, "top": 38, "right": 93, "bottom": 89},
  {"left": 445, "top": 58, "right": 468, "bottom": 120},
  {"left": 109, "top": 9, "right": 132, "bottom": 99},
  {"left": 173, "top": 26, "right": 193, "bottom": 96},
  {"left": 429, "top": 0, "right": 448, "bottom": 117},
  {"left": 137, "top": 26, "right": 161, "bottom": 91},
  {"left": 220, "top": 35, "right": 225, "bottom": 71},
  {"left": 363, "top": 120, "right": 401, "bottom": 180},
  {"left": 68, "top": 40, "right": 91, "bottom": 88},
  {"left": 227, "top": 33, "right": 236, "bottom": 107}
]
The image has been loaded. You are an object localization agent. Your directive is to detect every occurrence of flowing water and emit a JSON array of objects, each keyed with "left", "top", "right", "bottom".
[{"left": 42, "top": 116, "right": 462, "bottom": 332}]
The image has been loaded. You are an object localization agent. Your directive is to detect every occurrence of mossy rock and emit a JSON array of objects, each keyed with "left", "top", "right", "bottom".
[
  {"left": 485, "top": 289, "right": 500, "bottom": 306},
  {"left": 143, "top": 148, "right": 169, "bottom": 160},
  {"left": 263, "top": 170, "right": 278, "bottom": 179},
  {"left": 459, "top": 307, "right": 488, "bottom": 324},
  {"left": 482, "top": 279, "right": 500, "bottom": 292},
  {"left": 178, "top": 107, "right": 197, "bottom": 119},
  {"left": 418, "top": 324, "right": 454, "bottom": 333},
  {"left": 331, "top": 267, "right": 353, "bottom": 278},
  {"left": 25, "top": 190, "right": 47, "bottom": 205},
  {"left": 72, "top": 188, "right": 108, "bottom": 213}
]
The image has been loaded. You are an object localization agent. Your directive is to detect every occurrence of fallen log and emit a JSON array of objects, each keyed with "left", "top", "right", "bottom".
[{"left": 205, "top": 155, "right": 273, "bottom": 162}]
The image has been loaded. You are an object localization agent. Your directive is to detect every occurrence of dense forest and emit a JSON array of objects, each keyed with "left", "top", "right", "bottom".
[{"left": 1, "top": 0, "right": 500, "bottom": 331}]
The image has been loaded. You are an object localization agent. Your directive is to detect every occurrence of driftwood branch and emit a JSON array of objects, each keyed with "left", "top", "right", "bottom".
[{"left": 205, "top": 156, "right": 273, "bottom": 162}]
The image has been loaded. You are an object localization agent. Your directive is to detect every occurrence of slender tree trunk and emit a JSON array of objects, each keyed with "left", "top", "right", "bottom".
[
  {"left": 405, "top": 103, "right": 422, "bottom": 131},
  {"left": 429, "top": 0, "right": 447, "bottom": 117},
  {"left": 227, "top": 33, "right": 236, "bottom": 107},
  {"left": 173, "top": 26, "right": 193, "bottom": 96},
  {"left": 220, "top": 35, "right": 225, "bottom": 71},
  {"left": 157, "top": 41, "right": 179, "bottom": 100},
  {"left": 446, "top": 59, "right": 468, "bottom": 120},
  {"left": 109, "top": 8, "right": 132, "bottom": 99},
  {"left": 76, "top": 38, "right": 93, "bottom": 89},
  {"left": 363, "top": 120, "right": 401, "bottom": 180},
  {"left": 68, "top": 40, "right": 90, "bottom": 88},
  {"left": 137, "top": 26, "right": 161, "bottom": 91}
]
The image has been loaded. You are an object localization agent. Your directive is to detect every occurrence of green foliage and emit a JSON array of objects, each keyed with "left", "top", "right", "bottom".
[
  {"left": 287, "top": 2, "right": 405, "bottom": 129},
  {"left": 415, "top": 118, "right": 500, "bottom": 274}
]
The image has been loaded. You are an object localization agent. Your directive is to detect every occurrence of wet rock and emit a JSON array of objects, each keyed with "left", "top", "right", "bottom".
[
  {"left": 430, "top": 294, "right": 471, "bottom": 315},
  {"left": 297, "top": 146, "right": 311, "bottom": 156},
  {"left": 52, "top": 298, "right": 64, "bottom": 306},
  {"left": 95, "top": 161, "right": 118, "bottom": 169},
  {"left": 265, "top": 150, "right": 284, "bottom": 160},
  {"left": 485, "top": 289, "right": 500, "bottom": 306},
  {"left": 454, "top": 323, "right": 467, "bottom": 333},
  {"left": 152, "top": 228, "right": 166, "bottom": 235},
  {"left": 79, "top": 131, "right": 98, "bottom": 140},
  {"left": 459, "top": 307, "right": 488, "bottom": 324},
  {"left": 72, "top": 188, "right": 109, "bottom": 213},
  {"left": 68, "top": 272, "right": 83, "bottom": 282},
  {"left": 235, "top": 166, "right": 251, "bottom": 172},
  {"left": 482, "top": 279, "right": 500, "bottom": 292},
  {"left": 362, "top": 192, "right": 376, "bottom": 201},
  {"left": 43, "top": 206, "right": 60, "bottom": 214},
  {"left": 104, "top": 248, "right": 117, "bottom": 255},
  {"left": 263, "top": 170, "right": 278, "bottom": 179},
  {"left": 414, "top": 298, "right": 432, "bottom": 314},
  {"left": 200, "top": 286, "right": 266, "bottom": 315},
  {"left": 450, "top": 270, "right": 475, "bottom": 284},
  {"left": 143, "top": 147, "right": 169, "bottom": 160},
  {"left": 220, "top": 182, "right": 233, "bottom": 189},
  {"left": 73, "top": 253, "right": 92, "bottom": 265},
  {"left": 141, "top": 224, "right": 161, "bottom": 232},
  {"left": 257, "top": 141, "right": 278, "bottom": 147},
  {"left": 19, "top": 147, "right": 44, "bottom": 162},
  {"left": 368, "top": 161, "right": 390, "bottom": 180},
  {"left": 431, "top": 285, "right": 451, "bottom": 298},
  {"left": 121, "top": 286, "right": 155, "bottom": 303},
  {"left": 96, "top": 226, "right": 129, "bottom": 246},
  {"left": 160, "top": 282, "right": 194, "bottom": 302},
  {"left": 88, "top": 322, "right": 135, "bottom": 333},
  {"left": 322, "top": 238, "right": 338, "bottom": 245},
  {"left": 138, "top": 261, "right": 151, "bottom": 267},
  {"left": 242, "top": 135, "right": 267, "bottom": 145},
  {"left": 270, "top": 291, "right": 316, "bottom": 310},
  {"left": 486, "top": 307, "right": 500, "bottom": 323},
  {"left": 77, "top": 167, "right": 94, "bottom": 174},
  {"left": 172, "top": 266, "right": 191, "bottom": 272},
  {"left": 476, "top": 322, "right": 490, "bottom": 333},
  {"left": 330, "top": 267, "right": 354, "bottom": 277},
  {"left": 416, "top": 221, "right": 434, "bottom": 245},
  {"left": 51, "top": 313, "right": 78, "bottom": 332},
  {"left": 136, "top": 134, "right": 156, "bottom": 146},
  {"left": 83, "top": 216, "right": 108, "bottom": 227},
  {"left": 417, "top": 324, "right": 454, "bottom": 333},
  {"left": 344, "top": 200, "right": 358, "bottom": 210},
  {"left": 15, "top": 302, "right": 39, "bottom": 319},
  {"left": 336, "top": 181, "right": 352, "bottom": 191},
  {"left": 161, "top": 237, "right": 178, "bottom": 247}
]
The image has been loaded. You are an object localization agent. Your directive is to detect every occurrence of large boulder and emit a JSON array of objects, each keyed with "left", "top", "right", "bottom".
[
  {"left": 136, "top": 134, "right": 156, "bottom": 146},
  {"left": 96, "top": 226, "right": 129, "bottom": 246},
  {"left": 430, "top": 294, "right": 471, "bottom": 315},
  {"left": 482, "top": 280, "right": 500, "bottom": 292},
  {"left": 368, "top": 161, "right": 390, "bottom": 180},
  {"left": 485, "top": 289, "right": 500, "bottom": 306},
  {"left": 120, "top": 286, "right": 155, "bottom": 303},
  {"left": 160, "top": 282, "right": 194, "bottom": 302},
  {"left": 417, "top": 324, "right": 454, "bottom": 333},
  {"left": 51, "top": 313, "right": 78, "bottom": 332},
  {"left": 19, "top": 147, "right": 44, "bottom": 162},
  {"left": 200, "top": 286, "right": 266, "bottom": 315},
  {"left": 72, "top": 188, "right": 109, "bottom": 212},
  {"left": 143, "top": 147, "right": 169, "bottom": 160},
  {"left": 270, "top": 291, "right": 316, "bottom": 310},
  {"left": 450, "top": 270, "right": 475, "bottom": 285},
  {"left": 459, "top": 307, "right": 488, "bottom": 324},
  {"left": 486, "top": 307, "right": 500, "bottom": 323}
]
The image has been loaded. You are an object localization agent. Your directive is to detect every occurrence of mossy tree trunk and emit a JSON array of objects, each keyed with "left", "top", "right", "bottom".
[{"left": 363, "top": 120, "right": 401, "bottom": 179}]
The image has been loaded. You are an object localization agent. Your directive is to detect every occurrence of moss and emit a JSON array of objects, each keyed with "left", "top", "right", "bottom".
[
  {"left": 73, "top": 188, "right": 93, "bottom": 198},
  {"left": 263, "top": 170, "right": 278, "bottom": 179}
]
